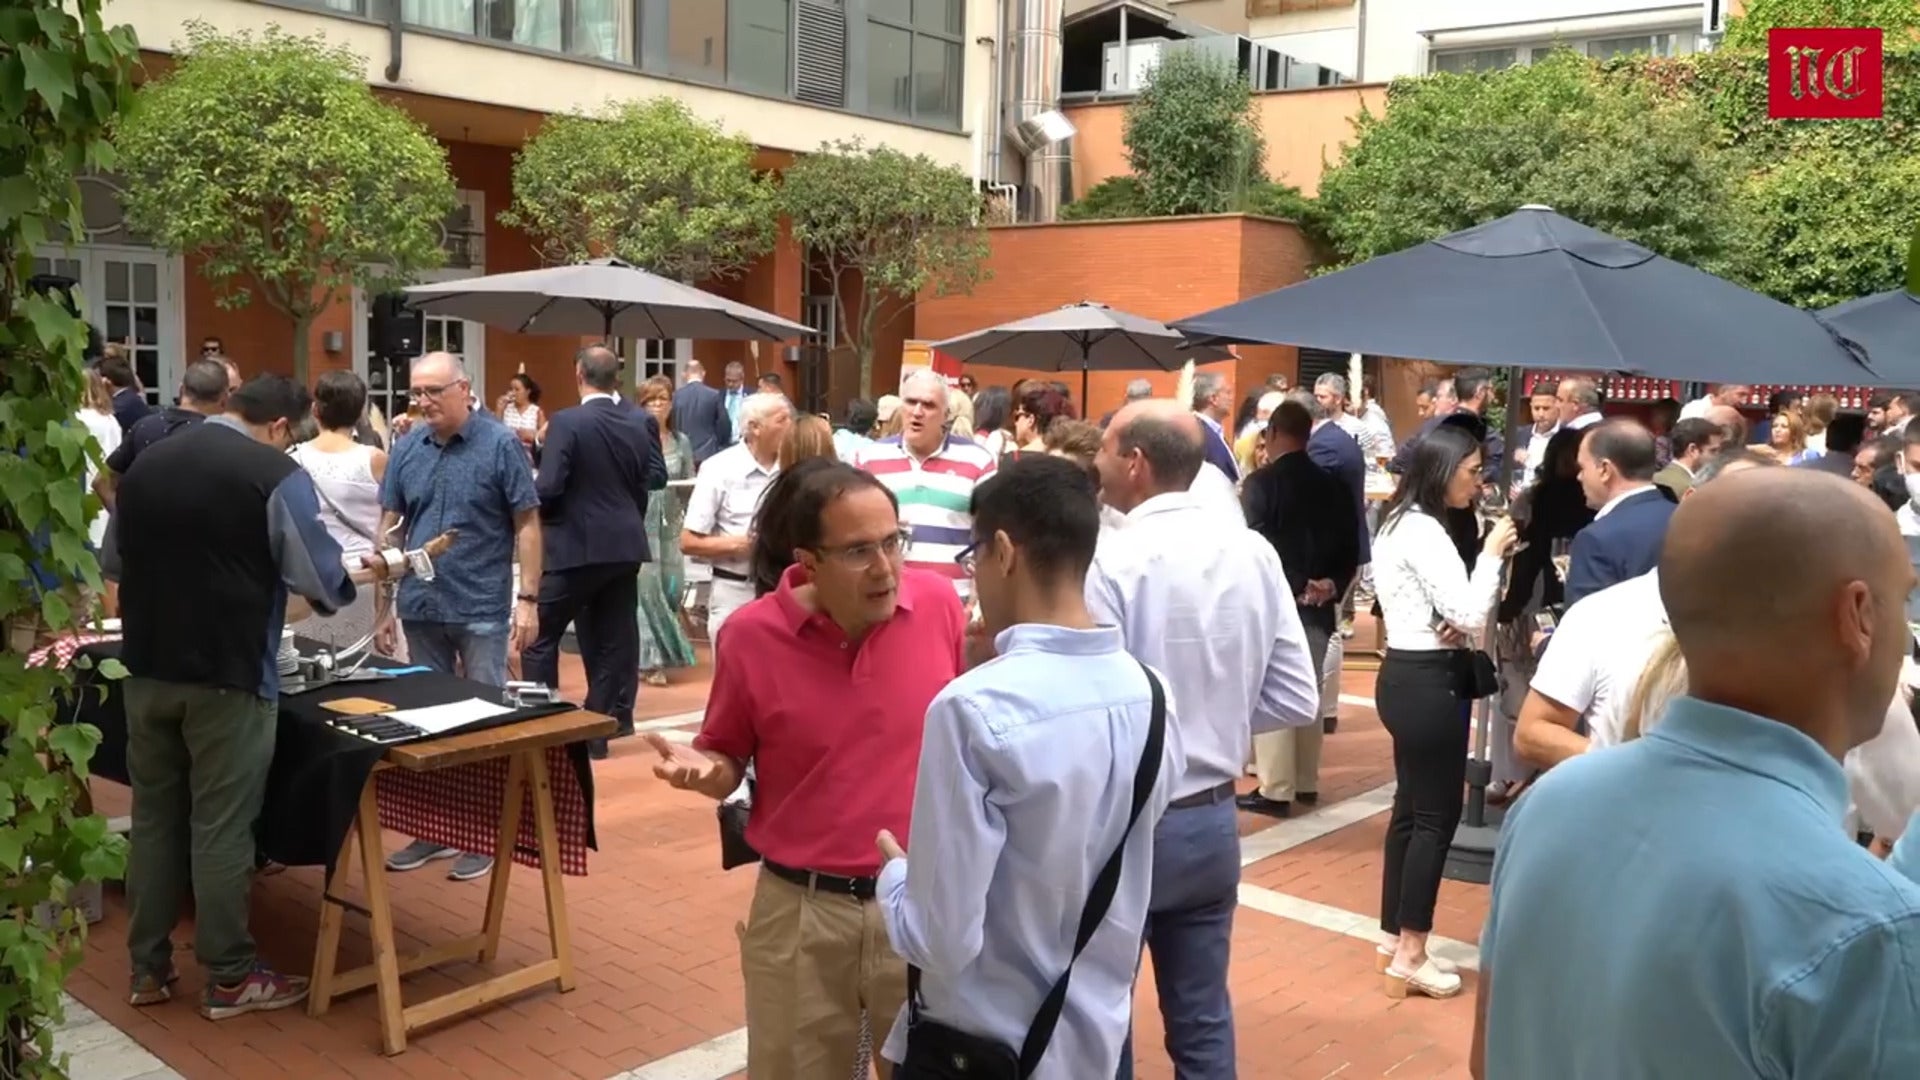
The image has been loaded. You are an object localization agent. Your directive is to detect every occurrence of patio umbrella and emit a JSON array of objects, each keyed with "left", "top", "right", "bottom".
[
  {"left": 403, "top": 257, "right": 815, "bottom": 341},
  {"left": 928, "top": 301, "right": 1234, "bottom": 404},
  {"left": 1821, "top": 289, "right": 1920, "bottom": 379},
  {"left": 1173, "top": 206, "right": 1879, "bottom": 387}
]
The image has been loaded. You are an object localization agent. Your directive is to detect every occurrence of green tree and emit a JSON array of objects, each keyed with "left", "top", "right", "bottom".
[
  {"left": 1123, "top": 50, "right": 1267, "bottom": 216},
  {"left": 1059, "top": 176, "right": 1148, "bottom": 221},
  {"left": 0, "top": 1, "right": 138, "bottom": 1074},
  {"left": 1723, "top": 0, "right": 1920, "bottom": 49},
  {"left": 114, "top": 23, "right": 455, "bottom": 384},
  {"left": 1732, "top": 132, "right": 1920, "bottom": 309},
  {"left": 1315, "top": 51, "right": 1743, "bottom": 271},
  {"left": 500, "top": 98, "right": 779, "bottom": 284},
  {"left": 781, "top": 140, "right": 989, "bottom": 397}
]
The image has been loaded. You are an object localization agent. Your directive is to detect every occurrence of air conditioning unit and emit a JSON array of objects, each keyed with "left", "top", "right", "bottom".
[{"left": 1102, "top": 37, "right": 1167, "bottom": 92}]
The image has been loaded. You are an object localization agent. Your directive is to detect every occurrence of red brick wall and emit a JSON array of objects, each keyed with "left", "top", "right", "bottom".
[{"left": 914, "top": 215, "right": 1314, "bottom": 421}]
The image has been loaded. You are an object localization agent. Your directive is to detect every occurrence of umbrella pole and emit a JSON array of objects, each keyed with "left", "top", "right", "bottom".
[{"left": 1081, "top": 353, "right": 1091, "bottom": 415}]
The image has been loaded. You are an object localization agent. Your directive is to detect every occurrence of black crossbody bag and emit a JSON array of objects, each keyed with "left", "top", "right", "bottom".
[{"left": 899, "top": 664, "right": 1167, "bottom": 1079}]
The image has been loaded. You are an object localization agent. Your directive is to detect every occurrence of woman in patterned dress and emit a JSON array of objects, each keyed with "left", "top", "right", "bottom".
[{"left": 635, "top": 377, "right": 696, "bottom": 685}]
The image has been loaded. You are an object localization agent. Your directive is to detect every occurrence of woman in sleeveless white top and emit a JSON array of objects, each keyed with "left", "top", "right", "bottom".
[{"left": 290, "top": 372, "right": 396, "bottom": 656}]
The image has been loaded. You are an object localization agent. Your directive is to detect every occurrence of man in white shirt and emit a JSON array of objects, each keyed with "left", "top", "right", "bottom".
[
  {"left": 1512, "top": 382, "right": 1561, "bottom": 495},
  {"left": 1516, "top": 450, "right": 1769, "bottom": 769},
  {"left": 1086, "top": 400, "right": 1319, "bottom": 1079},
  {"left": 1678, "top": 383, "right": 1748, "bottom": 421},
  {"left": 680, "top": 392, "right": 791, "bottom": 640},
  {"left": 876, "top": 456, "right": 1181, "bottom": 1078}
]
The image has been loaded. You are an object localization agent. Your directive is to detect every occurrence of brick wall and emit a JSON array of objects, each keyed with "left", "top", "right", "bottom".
[{"left": 914, "top": 214, "right": 1313, "bottom": 421}]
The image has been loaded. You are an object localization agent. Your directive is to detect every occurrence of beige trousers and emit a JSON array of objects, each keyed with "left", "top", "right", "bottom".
[
  {"left": 739, "top": 868, "right": 908, "bottom": 1080},
  {"left": 1250, "top": 621, "right": 1332, "bottom": 801}
]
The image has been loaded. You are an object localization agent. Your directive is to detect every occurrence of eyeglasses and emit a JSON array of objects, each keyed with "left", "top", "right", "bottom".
[
  {"left": 407, "top": 381, "right": 465, "bottom": 401},
  {"left": 953, "top": 540, "right": 979, "bottom": 577},
  {"left": 813, "top": 529, "right": 911, "bottom": 570}
]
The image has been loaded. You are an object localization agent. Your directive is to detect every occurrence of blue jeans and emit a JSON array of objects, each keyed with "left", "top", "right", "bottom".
[
  {"left": 403, "top": 620, "right": 510, "bottom": 687},
  {"left": 1116, "top": 795, "right": 1241, "bottom": 1079}
]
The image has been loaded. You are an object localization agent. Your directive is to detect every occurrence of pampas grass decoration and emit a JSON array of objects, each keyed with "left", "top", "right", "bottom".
[
  {"left": 1175, "top": 360, "right": 1196, "bottom": 407},
  {"left": 1349, "top": 352, "right": 1363, "bottom": 401}
]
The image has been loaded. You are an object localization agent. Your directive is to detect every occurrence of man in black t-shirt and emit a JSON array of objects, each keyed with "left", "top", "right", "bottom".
[{"left": 93, "top": 358, "right": 234, "bottom": 581}]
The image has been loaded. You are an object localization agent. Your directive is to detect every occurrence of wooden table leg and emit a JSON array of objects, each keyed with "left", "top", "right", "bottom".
[
  {"left": 526, "top": 748, "right": 576, "bottom": 992},
  {"left": 477, "top": 752, "right": 527, "bottom": 965},
  {"left": 353, "top": 781, "right": 408, "bottom": 1056},
  {"left": 307, "top": 821, "right": 356, "bottom": 1018}
]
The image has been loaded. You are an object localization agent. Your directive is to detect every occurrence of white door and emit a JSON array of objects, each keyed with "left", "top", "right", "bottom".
[
  {"left": 33, "top": 244, "right": 183, "bottom": 407},
  {"left": 352, "top": 268, "right": 488, "bottom": 426},
  {"left": 628, "top": 337, "right": 690, "bottom": 388}
]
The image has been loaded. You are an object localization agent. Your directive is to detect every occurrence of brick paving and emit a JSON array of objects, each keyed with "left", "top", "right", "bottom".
[{"left": 65, "top": 618, "right": 1484, "bottom": 1080}]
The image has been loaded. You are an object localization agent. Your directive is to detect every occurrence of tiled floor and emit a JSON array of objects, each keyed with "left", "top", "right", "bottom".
[{"left": 63, "top": 617, "right": 1485, "bottom": 1079}]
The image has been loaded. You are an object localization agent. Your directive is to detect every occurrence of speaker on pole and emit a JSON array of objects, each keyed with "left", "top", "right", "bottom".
[{"left": 371, "top": 292, "right": 425, "bottom": 360}]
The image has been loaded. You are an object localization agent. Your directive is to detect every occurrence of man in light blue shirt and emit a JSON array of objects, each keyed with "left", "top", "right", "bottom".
[
  {"left": 876, "top": 455, "right": 1182, "bottom": 1078},
  {"left": 1474, "top": 469, "right": 1920, "bottom": 1079}
]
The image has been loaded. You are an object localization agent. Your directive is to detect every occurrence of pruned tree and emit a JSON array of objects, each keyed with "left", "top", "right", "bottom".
[
  {"left": 781, "top": 140, "right": 990, "bottom": 397},
  {"left": 1123, "top": 49, "right": 1267, "bottom": 217},
  {"left": 115, "top": 22, "right": 456, "bottom": 383},
  {"left": 500, "top": 97, "right": 779, "bottom": 283}
]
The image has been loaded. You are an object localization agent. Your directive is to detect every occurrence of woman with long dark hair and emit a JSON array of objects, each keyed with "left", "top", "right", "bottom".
[{"left": 1369, "top": 424, "right": 1516, "bottom": 1000}]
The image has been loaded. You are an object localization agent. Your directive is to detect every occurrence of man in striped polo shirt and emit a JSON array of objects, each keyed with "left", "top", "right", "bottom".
[{"left": 851, "top": 369, "right": 996, "bottom": 598}]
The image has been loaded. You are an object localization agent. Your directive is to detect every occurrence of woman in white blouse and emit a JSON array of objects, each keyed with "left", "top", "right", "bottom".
[{"left": 1369, "top": 423, "right": 1517, "bottom": 1001}]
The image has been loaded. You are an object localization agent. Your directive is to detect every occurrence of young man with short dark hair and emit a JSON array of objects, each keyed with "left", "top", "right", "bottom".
[{"left": 876, "top": 455, "right": 1180, "bottom": 1077}]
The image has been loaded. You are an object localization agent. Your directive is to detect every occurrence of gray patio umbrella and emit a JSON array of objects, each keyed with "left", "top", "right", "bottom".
[
  {"left": 403, "top": 257, "right": 815, "bottom": 341},
  {"left": 929, "top": 301, "right": 1233, "bottom": 403},
  {"left": 1821, "top": 290, "right": 1920, "bottom": 382},
  {"left": 1173, "top": 206, "right": 1879, "bottom": 387}
]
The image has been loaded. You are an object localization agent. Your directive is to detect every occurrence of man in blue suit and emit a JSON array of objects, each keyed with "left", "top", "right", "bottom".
[
  {"left": 1565, "top": 419, "right": 1677, "bottom": 606},
  {"left": 521, "top": 346, "right": 669, "bottom": 758},
  {"left": 669, "top": 359, "right": 731, "bottom": 467}
]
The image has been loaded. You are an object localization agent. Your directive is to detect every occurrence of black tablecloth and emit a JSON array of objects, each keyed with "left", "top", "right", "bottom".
[{"left": 64, "top": 643, "right": 597, "bottom": 868}]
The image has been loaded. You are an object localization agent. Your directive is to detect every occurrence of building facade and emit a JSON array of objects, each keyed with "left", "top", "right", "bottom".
[
  {"left": 64, "top": 0, "right": 1002, "bottom": 411},
  {"left": 1249, "top": 0, "right": 1728, "bottom": 82}
]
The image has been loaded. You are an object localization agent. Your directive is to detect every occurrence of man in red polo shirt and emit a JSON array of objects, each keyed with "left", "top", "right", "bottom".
[{"left": 647, "top": 462, "right": 966, "bottom": 1080}]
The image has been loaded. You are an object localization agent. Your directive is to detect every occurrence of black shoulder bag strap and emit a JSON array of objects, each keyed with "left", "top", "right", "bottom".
[
  {"left": 905, "top": 662, "right": 1167, "bottom": 1077},
  {"left": 1017, "top": 661, "right": 1166, "bottom": 1074}
]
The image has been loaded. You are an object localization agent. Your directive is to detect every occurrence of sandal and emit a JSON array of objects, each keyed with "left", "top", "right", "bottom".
[
  {"left": 1376, "top": 945, "right": 1457, "bottom": 974},
  {"left": 1384, "top": 958, "right": 1462, "bottom": 1000}
]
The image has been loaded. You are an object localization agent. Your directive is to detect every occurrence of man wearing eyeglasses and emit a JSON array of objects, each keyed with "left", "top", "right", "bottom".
[
  {"left": 376, "top": 351, "right": 542, "bottom": 884},
  {"left": 648, "top": 461, "right": 967, "bottom": 1079},
  {"left": 851, "top": 369, "right": 997, "bottom": 600},
  {"left": 200, "top": 336, "right": 224, "bottom": 358}
]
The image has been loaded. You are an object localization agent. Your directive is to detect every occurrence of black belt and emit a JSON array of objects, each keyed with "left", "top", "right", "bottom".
[
  {"left": 1168, "top": 780, "right": 1236, "bottom": 811},
  {"left": 763, "top": 859, "right": 877, "bottom": 901},
  {"left": 711, "top": 567, "right": 750, "bottom": 583}
]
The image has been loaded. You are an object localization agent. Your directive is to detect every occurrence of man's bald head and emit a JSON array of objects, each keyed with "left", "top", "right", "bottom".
[
  {"left": 576, "top": 345, "right": 620, "bottom": 392},
  {"left": 1703, "top": 404, "right": 1745, "bottom": 444},
  {"left": 1660, "top": 468, "right": 1912, "bottom": 754},
  {"left": 1097, "top": 400, "right": 1205, "bottom": 513}
]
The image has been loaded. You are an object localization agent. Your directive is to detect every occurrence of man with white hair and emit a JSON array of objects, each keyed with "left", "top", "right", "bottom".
[
  {"left": 1101, "top": 377, "right": 1156, "bottom": 427},
  {"left": 378, "top": 351, "right": 543, "bottom": 883},
  {"left": 852, "top": 369, "right": 997, "bottom": 599},
  {"left": 681, "top": 391, "right": 792, "bottom": 638}
]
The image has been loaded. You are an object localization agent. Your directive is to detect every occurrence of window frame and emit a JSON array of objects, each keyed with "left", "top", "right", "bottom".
[{"left": 864, "top": 0, "right": 964, "bottom": 127}]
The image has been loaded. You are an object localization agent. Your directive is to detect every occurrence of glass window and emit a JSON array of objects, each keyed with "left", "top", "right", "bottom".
[
  {"left": 1587, "top": 35, "right": 1658, "bottom": 61},
  {"left": 481, "top": 0, "right": 561, "bottom": 52},
  {"left": 729, "top": 0, "right": 792, "bottom": 97},
  {"left": 403, "top": 0, "right": 475, "bottom": 35},
  {"left": 570, "top": 0, "right": 633, "bottom": 62},
  {"left": 914, "top": 0, "right": 961, "bottom": 35},
  {"left": 665, "top": 0, "right": 727, "bottom": 82},
  {"left": 1430, "top": 48, "right": 1516, "bottom": 74},
  {"left": 912, "top": 33, "right": 959, "bottom": 124},
  {"left": 868, "top": 21, "right": 914, "bottom": 120},
  {"left": 871, "top": 0, "right": 911, "bottom": 22}
]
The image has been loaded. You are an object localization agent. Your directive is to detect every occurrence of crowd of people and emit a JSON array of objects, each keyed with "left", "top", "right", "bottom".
[{"left": 68, "top": 340, "right": 1920, "bottom": 1075}]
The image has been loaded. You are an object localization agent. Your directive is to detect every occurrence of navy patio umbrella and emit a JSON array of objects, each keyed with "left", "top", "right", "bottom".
[
  {"left": 1173, "top": 206, "right": 1879, "bottom": 387},
  {"left": 1821, "top": 290, "right": 1920, "bottom": 381}
]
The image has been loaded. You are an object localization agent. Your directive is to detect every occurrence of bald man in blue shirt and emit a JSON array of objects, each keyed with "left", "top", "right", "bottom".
[{"left": 1473, "top": 469, "right": 1920, "bottom": 1079}]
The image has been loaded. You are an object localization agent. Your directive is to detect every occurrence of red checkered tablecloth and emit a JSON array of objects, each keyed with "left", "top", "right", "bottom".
[
  {"left": 374, "top": 745, "right": 592, "bottom": 876},
  {"left": 29, "top": 632, "right": 119, "bottom": 670}
]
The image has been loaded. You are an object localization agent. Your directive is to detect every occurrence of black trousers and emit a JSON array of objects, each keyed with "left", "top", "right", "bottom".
[
  {"left": 1376, "top": 648, "right": 1471, "bottom": 935},
  {"left": 519, "top": 562, "right": 640, "bottom": 733}
]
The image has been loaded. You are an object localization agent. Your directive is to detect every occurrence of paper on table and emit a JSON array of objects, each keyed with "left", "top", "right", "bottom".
[{"left": 382, "top": 698, "right": 516, "bottom": 735}]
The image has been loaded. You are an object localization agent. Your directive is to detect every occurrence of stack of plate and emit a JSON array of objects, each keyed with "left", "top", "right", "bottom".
[{"left": 277, "top": 629, "right": 300, "bottom": 678}]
